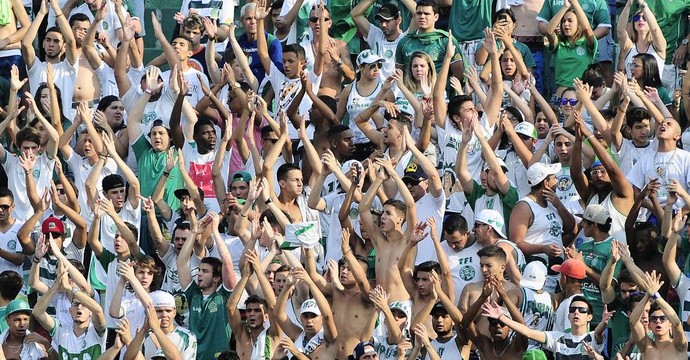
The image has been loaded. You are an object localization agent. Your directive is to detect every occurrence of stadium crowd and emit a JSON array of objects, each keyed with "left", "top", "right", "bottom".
[{"left": 0, "top": 0, "right": 689, "bottom": 358}]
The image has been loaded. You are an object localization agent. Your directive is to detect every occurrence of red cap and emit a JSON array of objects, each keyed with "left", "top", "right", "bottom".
[
  {"left": 551, "top": 259, "right": 586, "bottom": 280},
  {"left": 42, "top": 217, "right": 65, "bottom": 235}
]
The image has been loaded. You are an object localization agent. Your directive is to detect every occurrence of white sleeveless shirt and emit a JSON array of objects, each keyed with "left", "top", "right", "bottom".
[
  {"left": 520, "top": 197, "right": 564, "bottom": 263},
  {"left": 347, "top": 80, "right": 383, "bottom": 144},
  {"left": 624, "top": 42, "right": 665, "bottom": 78}
]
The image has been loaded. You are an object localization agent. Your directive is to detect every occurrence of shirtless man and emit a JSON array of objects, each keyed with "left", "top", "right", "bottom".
[
  {"left": 305, "top": 228, "right": 377, "bottom": 359},
  {"left": 68, "top": 13, "right": 100, "bottom": 109},
  {"left": 228, "top": 250, "right": 283, "bottom": 360},
  {"left": 630, "top": 271, "right": 687, "bottom": 360},
  {"left": 300, "top": 5, "right": 354, "bottom": 97},
  {"left": 458, "top": 246, "right": 518, "bottom": 337},
  {"left": 0, "top": 0, "right": 29, "bottom": 80},
  {"left": 360, "top": 158, "right": 416, "bottom": 302}
]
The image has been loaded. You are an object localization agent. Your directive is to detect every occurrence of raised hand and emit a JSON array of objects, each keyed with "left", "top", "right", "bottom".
[
  {"left": 18, "top": 150, "right": 36, "bottom": 172},
  {"left": 117, "top": 260, "right": 136, "bottom": 282},
  {"left": 482, "top": 27, "right": 498, "bottom": 55},
  {"left": 115, "top": 318, "right": 132, "bottom": 346},
  {"left": 327, "top": 259, "right": 344, "bottom": 290},
  {"left": 600, "top": 304, "right": 615, "bottom": 325},
  {"left": 9, "top": 65, "right": 26, "bottom": 91},
  {"left": 409, "top": 221, "right": 429, "bottom": 245},
  {"left": 481, "top": 300, "right": 503, "bottom": 319},
  {"left": 145, "top": 66, "right": 163, "bottom": 93},
  {"left": 368, "top": 285, "right": 391, "bottom": 311},
  {"left": 202, "top": 17, "right": 218, "bottom": 39}
]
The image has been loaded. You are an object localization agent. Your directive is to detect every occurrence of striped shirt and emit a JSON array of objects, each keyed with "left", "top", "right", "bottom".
[{"left": 543, "top": 331, "right": 604, "bottom": 360}]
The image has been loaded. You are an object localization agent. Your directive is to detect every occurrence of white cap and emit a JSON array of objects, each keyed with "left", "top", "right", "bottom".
[
  {"left": 583, "top": 204, "right": 610, "bottom": 225},
  {"left": 514, "top": 122, "right": 537, "bottom": 139},
  {"left": 300, "top": 299, "right": 321, "bottom": 316},
  {"left": 342, "top": 159, "right": 363, "bottom": 175},
  {"left": 356, "top": 49, "right": 384, "bottom": 66},
  {"left": 389, "top": 301, "right": 411, "bottom": 319},
  {"left": 150, "top": 291, "right": 176, "bottom": 308},
  {"left": 520, "top": 261, "right": 547, "bottom": 291},
  {"left": 527, "top": 163, "right": 561, "bottom": 186},
  {"left": 482, "top": 157, "right": 509, "bottom": 173},
  {"left": 474, "top": 209, "right": 506, "bottom": 239}
]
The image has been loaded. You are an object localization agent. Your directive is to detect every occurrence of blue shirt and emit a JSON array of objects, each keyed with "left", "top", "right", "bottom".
[{"left": 238, "top": 32, "right": 284, "bottom": 84}]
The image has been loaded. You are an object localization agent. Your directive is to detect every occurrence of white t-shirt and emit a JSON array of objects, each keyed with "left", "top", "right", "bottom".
[
  {"left": 143, "top": 325, "right": 198, "bottom": 360},
  {"left": 161, "top": 68, "right": 209, "bottom": 107},
  {"left": 94, "top": 62, "right": 119, "bottom": 98},
  {"left": 628, "top": 148, "right": 690, "bottom": 205},
  {"left": 121, "top": 85, "right": 177, "bottom": 137},
  {"left": 543, "top": 330, "right": 604, "bottom": 357},
  {"left": 182, "top": 141, "right": 231, "bottom": 213},
  {"left": 437, "top": 115, "right": 493, "bottom": 183},
  {"left": 66, "top": 152, "right": 118, "bottom": 222},
  {"left": 51, "top": 321, "right": 105, "bottom": 359},
  {"left": 552, "top": 293, "right": 578, "bottom": 333},
  {"left": 441, "top": 240, "right": 482, "bottom": 302},
  {"left": 0, "top": 329, "right": 47, "bottom": 359},
  {"left": 2, "top": 152, "right": 55, "bottom": 221},
  {"left": 266, "top": 59, "right": 322, "bottom": 139},
  {"left": 414, "top": 192, "right": 446, "bottom": 265},
  {"left": 365, "top": 27, "right": 407, "bottom": 80},
  {"left": 0, "top": 220, "right": 23, "bottom": 276},
  {"left": 613, "top": 139, "right": 658, "bottom": 175}
]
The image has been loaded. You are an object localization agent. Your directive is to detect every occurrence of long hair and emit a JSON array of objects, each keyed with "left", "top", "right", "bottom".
[
  {"left": 630, "top": 10, "right": 653, "bottom": 44},
  {"left": 403, "top": 52, "right": 437, "bottom": 93},
  {"left": 633, "top": 53, "right": 662, "bottom": 88},
  {"left": 34, "top": 83, "right": 67, "bottom": 122},
  {"left": 558, "top": 9, "right": 584, "bottom": 43}
]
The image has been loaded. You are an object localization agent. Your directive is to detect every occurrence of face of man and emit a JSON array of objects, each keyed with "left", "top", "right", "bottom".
[
  {"left": 415, "top": 271, "right": 433, "bottom": 296},
  {"left": 567, "top": 300, "right": 592, "bottom": 327},
  {"left": 648, "top": 309, "right": 671, "bottom": 337},
  {"left": 172, "top": 228, "right": 191, "bottom": 254},
  {"left": 274, "top": 271, "right": 289, "bottom": 293},
  {"left": 620, "top": 282, "right": 638, "bottom": 301},
  {"left": 331, "top": 130, "right": 355, "bottom": 158},
  {"left": 300, "top": 312, "right": 323, "bottom": 336},
  {"left": 0, "top": 196, "right": 15, "bottom": 223},
  {"left": 479, "top": 256, "right": 505, "bottom": 280},
  {"left": 488, "top": 317, "right": 511, "bottom": 340},
  {"left": 149, "top": 126, "right": 171, "bottom": 152},
  {"left": 242, "top": 9, "right": 258, "bottom": 36},
  {"left": 379, "top": 204, "right": 403, "bottom": 233},
  {"left": 171, "top": 37, "right": 193, "bottom": 62},
  {"left": 43, "top": 31, "right": 65, "bottom": 59},
  {"left": 183, "top": 27, "right": 203, "bottom": 47},
  {"left": 195, "top": 124, "right": 217, "bottom": 152},
  {"left": 443, "top": 230, "right": 469, "bottom": 252},
  {"left": 414, "top": 5, "right": 438, "bottom": 31},
  {"left": 6, "top": 313, "right": 30, "bottom": 338},
  {"left": 197, "top": 263, "right": 219, "bottom": 290},
  {"left": 377, "top": 16, "right": 399, "bottom": 37},
  {"left": 105, "top": 187, "right": 126, "bottom": 210},
  {"left": 135, "top": 267, "right": 154, "bottom": 291},
  {"left": 282, "top": 51, "right": 304, "bottom": 78},
  {"left": 431, "top": 311, "right": 453, "bottom": 336},
  {"left": 245, "top": 303, "right": 268, "bottom": 329},
  {"left": 156, "top": 306, "right": 176, "bottom": 330},
  {"left": 70, "top": 300, "right": 93, "bottom": 324},
  {"left": 279, "top": 169, "right": 304, "bottom": 197},
  {"left": 403, "top": 178, "right": 428, "bottom": 201},
  {"left": 231, "top": 181, "right": 250, "bottom": 199},
  {"left": 71, "top": 21, "right": 90, "bottom": 45}
]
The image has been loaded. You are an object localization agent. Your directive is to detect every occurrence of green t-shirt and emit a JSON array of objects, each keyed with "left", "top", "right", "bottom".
[
  {"left": 607, "top": 297, "right": 630, "bottom": 358},
  {"left": 395, "top": 30, "right": 464, "bottom": 74},
  {"left": 132, "top": 135, "right": 183, "bottom": 212},
  {"left": 0, "top": 305, "right": 6, "bottom": 333},
  {"left": 580, "top": 237, "right": 620, "bottom": 325},
  {"left": 466, "top": 180, "right": 519, "bottom": 231},
  {"left": 478, "top": 39, "right": 537, "bottom": 69},
  {"left": 537, "top": 0, "right": 611, "bottom": 28},
  {"left": 550, "top": 37, "right": 598, "bottom": 88},
  {"left": 449, "top": 0, "right": 493, "bottom": 42},
  {"left": 636, "top": 1, "right": 690, "bottom": 64},
  {"left": 658, "top": 86, "right": 672, "bottom": 106},
  {"left": 184, "top": 281, "right": 232, "bottom": 360}
]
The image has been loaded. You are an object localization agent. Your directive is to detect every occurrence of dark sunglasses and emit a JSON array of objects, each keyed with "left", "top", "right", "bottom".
[
  {"left": 309, "top": 16, "right": 330, "bottom": 22},
  {"left": 650, "top": 315, "right": 667, "bottom": 323},
  {"left": 488, "top": 319, "right": 506, "bottom": 327},
  {"left": 367, "top": 62, "right": 383, "bottom": 69},
  {"left": 633, "top": 14, "right": 645, "bottom": 22},
  {"left": 403, "top": 179, "right": 420, "bottom": 187},
  {"left": 0, "top": 204, "right": 12, "bottom": 211},
  {"left": 43, "top": 232, "right": 63, "bottom": 238},
  {"left": 569, "top": 306, "right": 589, "bottom": 314},
  {"left": 560, "top": 98, "right": 578, "bottom": 106},
  {"left": 262, "top": 138, "right": 279, "bottom": 144}
]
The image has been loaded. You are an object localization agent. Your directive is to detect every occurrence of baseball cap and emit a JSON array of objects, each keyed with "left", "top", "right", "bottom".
[
  {"left": 5, "top": 299, "right": 31, "bottom": 318},
  {"left": 174, "top": 187, "right": 205, "bottom": 200},
  {"left": 42, "top": 216, "right": 65, "bottom": 235},
  {"left": 356, "top": 49, "right": 384, "bottom": 67},
  {"left": 523, "top": 349, "right": 548, "bottom": 360},
  {"left": 551, "top": 258, "right": 586, "bottom": 280},
  {"left": 300, "top": 299, "right": 321, "bottom": 316},
  {"left": 474, "top": 209, "right": 506, "bottom": 239},
  {"left": 350, "top": 341, "right": 377, "bottom": 360},
  {"left": 231, "top": 171, "right": 252, "bottom": 184},
  {"left": 482, "top": 157, "right": 509, "bottom": 173},
  {"left": 514, "top": 122, "right": 538, "bottom": 139},
  {"left": 430, "top": 301, "right": 448, "bottom": 315},
  {"left": 375, "top": 3, "right": 400, "bottom": 21},
  {"left": 389, "top": 301, "right": 411, "bottom": 319},
  {"left": 520, "top": 261, "right": 547, "bottom": 291},
  {"left": 590, "top": 160, "right": 603, "bottom": 170},
  {"left": 102, "top": 174, "right": 126, "bottom": 192},
  {"left": 583, "top": 204, "right": 610, "bottom": 225},
  {"left": 402, "top": 163, "right": 427, "bottom": 182},
  {"left": 527, "top": 163, "right": 561, "bottom": 186},
  {"left": 342, "top": 159, "right": 363, "bottom": 175},
  {"left": 150, "top": 291, "right": 176, "bottom": 308}
]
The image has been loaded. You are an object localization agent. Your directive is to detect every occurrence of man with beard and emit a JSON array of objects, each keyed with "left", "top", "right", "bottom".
[
  {"left": 424, "top": 301, "right": 468, "bottom": 359},
  {"left": 34, "top": 268, "right": 107, "bottom": 359},
  {"left": 1, "top": 300, "right": 50, "bottom": 359},
  {"left": 629, "top": 272, "right": 687, "bottom": 360},
  {"left": 510, "top": 162, "right": 576, "bottom": 293},
  {"left": 304, "top": 228, "right": 377, "bottom": 359},
  {"left": 484, "top": 295, "right": 609, "bottom": 359},
  {"left": 22, "top": 0, "right": 77, "bottom": 108},
  {"left": 571, "top": 107, "right": 633, "bottom": 243},
  {"left": 228, "top": 250, "right": 282, "bottom": 360}
]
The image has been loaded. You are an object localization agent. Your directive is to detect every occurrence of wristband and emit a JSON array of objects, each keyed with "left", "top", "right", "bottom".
[
  {"left": 70, "top": 287, "right": 80, "bottom": 297},
  {"left": 652, "top": 292, "right": 660, "bottom": 300},
  {"left": 163, "top": 171, "right": 170, "bottom": 177},
  {"left": 33, "top": 255, "right": 41, "bottom": 264},
  {"left": 264, "top": 198, "right": 273, "bottom": 205}
]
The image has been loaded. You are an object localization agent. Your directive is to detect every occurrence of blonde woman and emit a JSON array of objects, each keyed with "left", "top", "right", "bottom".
[{"left": 617, "top": 0, "right": 665, "bottom": 78}]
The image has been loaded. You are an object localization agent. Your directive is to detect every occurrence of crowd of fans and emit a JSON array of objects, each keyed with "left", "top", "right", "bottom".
[{"left": 0, "top": 0, "right": 689, "bottom": 358}]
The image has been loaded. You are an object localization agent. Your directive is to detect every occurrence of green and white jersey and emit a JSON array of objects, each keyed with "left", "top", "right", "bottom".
[
  {"left": 50, "top": 322, "right": 105, "bottom": 360},
  {"left": 441, "top": 240, "right": 482, "bottom": 302},
  {"left": 184, "top": 281, "right": 232, "bottom": 360},
  {"left": 580, "top": 237, "right": 620, "bottom": 325},
  {"left": 143, "top": 325, "right": 198, "bottom": 360},
  {"left": 449, "top": 0, "right": 494, "bottom": 42}
]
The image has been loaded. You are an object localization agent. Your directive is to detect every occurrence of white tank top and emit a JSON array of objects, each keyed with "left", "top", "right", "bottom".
[
  {"left": 347, "top": 80, "right": 383, "bottom": 144},
  {"left": 589, "top": 193, "right": 628, "bottom": 245},
  {"left": 520, "top": 287, "right": 555, "bottom": 349},
  {"left": 427, "top": 335, "right": 462, "bottom": 360},
  {"left": 520, "top": 197, "right": 564, "bottom": 262},
  {"left": 624, "top": 42, "right": 665, "bottom": 78}
]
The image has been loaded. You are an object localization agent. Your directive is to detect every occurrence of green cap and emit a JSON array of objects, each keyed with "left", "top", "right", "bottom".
[
  {"left": 522, "top": 349, "right": 547, "bottom": 360},
  {"left": 5, "top": 299, "right": 31, "bottom": 318},
  {"left": 231, "top": 171, "right": 253, "bottom": 184}
]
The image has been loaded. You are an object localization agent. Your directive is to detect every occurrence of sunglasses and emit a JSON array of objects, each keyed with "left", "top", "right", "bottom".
[
  {"left": 262, "top": 138, "right": 279, "bottom": 144},
  {"left": 560, "top": 98, "right": 578, "bottom": 106},
  {"left": 366, "top": 62, "right": 383, "bottom": 70},
  {"left": 56, "top": 188, "right": 66, "bottom": 194},
  {"left": 590, "top": 168, "right": 607, "bottom": 176},
  {"left": 650, "top": 315, "right": 667, "bottom": 323},
  {"left": 569, "top": 306, "right": 589, "bottom": 314},
  {"left": 403, "top": 179, "right": 420, "bottom": 187},
  {"left": 488, "top": 319, "right": 506, "bottom": 327},
  {"left": 309, "top": 16, "right": 330, "bottom": 22},
  {"left": 633, "top": 14, "right": 646, "bottom": 22},
  {"left": 0, "top": 204, "right": 12, "bottom": 211}
]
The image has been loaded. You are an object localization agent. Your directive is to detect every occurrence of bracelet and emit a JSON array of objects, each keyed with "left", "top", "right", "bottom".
[
  {"left": 55, "top": 13, "right": 64, "bottom": 17},
  {"left": 586, "top": 135, "right": 595, "bottom": 140},
  {"left": 652, "top": 292, "right": 660, "bottom": 300},
  {"left": 240, "top": 212, "right": 248, "bottom": 217},
  {"left": 264, "top": 198, "right": 273, "bottom": 205},
  {"left": 162, "top": 171, "right": 170, "bottom": 177},
  {"left": 33, "top": 255, "right": 41, "bottom": 264}
]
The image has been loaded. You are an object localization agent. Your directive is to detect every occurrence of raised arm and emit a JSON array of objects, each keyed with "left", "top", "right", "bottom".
[
  {"left": 50, "top": 0, "right": 77, "bottom": 65},
  {"left": 545, "top": 3, "right": 570, "bottom": 46},
  {"left": 482, "top": 300, "right": 546, "bottom": 344},
  {"left": 341, "top": 227, "right": 372, "bottom": 295},
  {"left": 256, "top": 0, "right": 272, "bottom": 75},
  {"left": 571, "top": 0, "right": 596, "bottom": 47},
  {"left": 150, "top": 12, "right": 181, "bottom": 69},
  {"left": 25, "top": 92, "right": 59, "bottom": 159},
  {"left": 369, "top": 285, "right": 403, "bottom": 344},
  {"left": 20, "top": 0, "right": 47, "bottom": 68}
]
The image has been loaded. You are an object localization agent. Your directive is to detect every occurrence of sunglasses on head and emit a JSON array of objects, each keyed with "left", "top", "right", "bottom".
[
  {"left": 309, "top": 16, "right": 330, "bottom": 22},
  {"left": 633, "top": 14, "right": 646, "bottom": 22},
  {"left": 560, "top": 98, "right": 578, "bottom": 106},
  {"left": 569, "top": 306, "right": 589, "bottom": 314},
  {"left": 650, "top": 315, "right": 667, "bottom": 323}
]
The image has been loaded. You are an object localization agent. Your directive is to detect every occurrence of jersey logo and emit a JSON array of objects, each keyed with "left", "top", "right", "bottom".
[{"left": 459, "top": 264, "right": 475, "bottom": 281}]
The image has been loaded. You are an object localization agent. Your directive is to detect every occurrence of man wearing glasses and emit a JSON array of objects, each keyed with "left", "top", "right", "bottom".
[
  {"left": 483, "top": 295, "right": 608, "bottom": 359},
  {"left": 0, "top": 189, "right": 23, "bottom": 277}
]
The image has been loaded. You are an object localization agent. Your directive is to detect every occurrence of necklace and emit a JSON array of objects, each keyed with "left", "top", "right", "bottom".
[
  {"left": 4, "top": 341, "right": 23, "bottom": 353},
  {"left": 492, "top": 337, "right": 512, "bottom": 357}
]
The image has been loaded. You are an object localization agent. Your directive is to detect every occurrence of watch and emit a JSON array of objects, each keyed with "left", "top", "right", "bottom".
[
  {"left": 682, "top": 39, "right": 689, "bottom": 46},
  {"left": 231, "top": 82, "right": 241, "bottom": 89}
]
